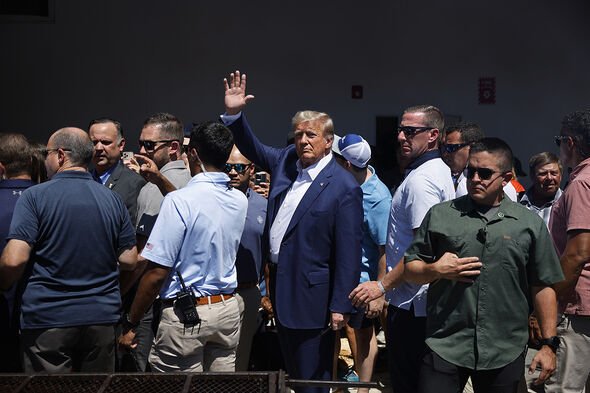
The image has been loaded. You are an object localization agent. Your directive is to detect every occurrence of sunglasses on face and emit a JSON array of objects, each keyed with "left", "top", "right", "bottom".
[
  {"left": 224, "top": 163, "right": 251, "bottom": 174},
  {"left": 442, "top": 143, "right": 469, "bottom": 154},
  {"left": 554, "top": 135, "right": 570, "bottom": 147},
  {"left": 397, "top": 126, "right": 433, "bottom": 137},
  {"left": 464, "top": 166, "right": 498, "bottom": 180},
  {"left": 41, "top": 148, "right": 72, "bottom": 158},
  {"left": 138, "top": 139, "right": 177, "bottom": 151}
]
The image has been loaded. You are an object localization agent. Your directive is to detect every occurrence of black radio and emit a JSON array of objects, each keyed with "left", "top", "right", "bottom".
[{"left": 175, "top": 270, "right": 200, "bottom": 325}]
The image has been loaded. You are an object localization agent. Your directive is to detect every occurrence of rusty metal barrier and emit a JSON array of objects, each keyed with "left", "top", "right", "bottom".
[{"left": 0, "top": 371, "right": 381, "bottom": 393}]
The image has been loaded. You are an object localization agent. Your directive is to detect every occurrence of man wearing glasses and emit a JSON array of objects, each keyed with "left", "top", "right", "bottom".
[
  {"left": 224, "top": 145, "right": 267, "bottom": 371},
  {"left": 123, "top": 112, "right": 191, "bottom": 372},
  {"left": 351, "top": 105, "right": 455, "bottom": 393},
  {"left": 402, "top": 137, "right": 562, "bottom": 393},
  {"left": 441, "top": 122, "right": 484, "bottom": 196},
  {"left": 1, "top": 128, "right": 137, "bottom": 373},
  {"left": 546, "top": 109, "right": 590, "bottom": 393}
]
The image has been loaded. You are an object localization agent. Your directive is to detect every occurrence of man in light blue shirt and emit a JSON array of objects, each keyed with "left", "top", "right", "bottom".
[
  {"left": 119, "top": 121, "right": 248, "bottom": 372},
  {"left": 333, "top": 134, "right": 391, "bottom": 393}
]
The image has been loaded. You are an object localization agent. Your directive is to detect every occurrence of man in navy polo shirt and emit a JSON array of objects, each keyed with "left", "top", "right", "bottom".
[
  {"left": 224, "top": 145, "right": 268, "bottom": 371},
  {"left": 0, "top": 132, "right": 37, "bottom": 373},
  {"left": 0, "top": 127, "right": 137, "bottom": 373}
]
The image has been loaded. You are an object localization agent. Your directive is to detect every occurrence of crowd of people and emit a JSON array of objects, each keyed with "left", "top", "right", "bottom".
[{"left": 0, "top": 70, "right": 589, "bottom": 393}]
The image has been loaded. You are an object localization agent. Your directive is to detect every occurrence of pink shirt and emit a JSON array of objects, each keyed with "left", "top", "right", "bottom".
[{"left": 549, "top": 157, "right": 590, "bottom": 315}]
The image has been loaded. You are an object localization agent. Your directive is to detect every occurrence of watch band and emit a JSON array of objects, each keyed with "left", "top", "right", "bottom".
[{"left": 539, "top": 336, "right": 560, "bottom": 352}]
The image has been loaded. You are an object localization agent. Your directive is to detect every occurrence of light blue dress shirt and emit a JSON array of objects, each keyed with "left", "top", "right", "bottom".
[{"left": 142, "top": 172, "right": 248, "bottom": 298}]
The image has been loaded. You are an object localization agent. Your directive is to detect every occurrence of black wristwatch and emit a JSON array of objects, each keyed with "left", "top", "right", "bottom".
[
  {"left": 539, "top": 336, "right": 560, "bottom": 352},
  {"left": 122, "top": 313, "right": 140, "bottom": 331}
]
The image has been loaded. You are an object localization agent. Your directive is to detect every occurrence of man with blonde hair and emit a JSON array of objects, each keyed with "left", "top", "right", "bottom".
[{"left": 221, "top": 70, "right": 363, "bottom": 393}]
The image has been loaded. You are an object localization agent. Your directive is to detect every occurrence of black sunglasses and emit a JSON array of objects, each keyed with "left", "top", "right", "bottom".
[
  {"left": 464, "top": 166, "right": 498, "bottom": 180},
  {"left": 41, "top": 148, "right": 72, "bottom": 158},
  {"left": 554, "top": 135, "right": 570, "bottom": 147},
  {"left": 224, "top": 163, "right": 251, "bottom": 174},
  {"left": 138, "top": 139, "right": 177, "bottom": 151},
  {"left": 442, "top": 143, "right": 469, "bottom": 154},
  {"left": 397, "top": 126, "right": 433, "bottom": 137}
]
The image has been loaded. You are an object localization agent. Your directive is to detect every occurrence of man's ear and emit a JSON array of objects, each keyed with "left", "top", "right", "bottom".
[
  {"left": 0, "top": 161, "right": 5, "bottom": 179},
  {"left": 118, "top": 137, "right": 126, "bottom": 152},
  {"left": 169, "top": 140, "right": 181, "bottom": 156},
  {"left": 428, "top": 128, "right": 440, "bottom": 144},
  {"left": 501, "top": 171, "right": 514, "bottom": 187}
]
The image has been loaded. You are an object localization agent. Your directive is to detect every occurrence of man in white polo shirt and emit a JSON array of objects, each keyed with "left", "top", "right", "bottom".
[{"left": 350, "top": 105, "right": 455, "bottom": 393}]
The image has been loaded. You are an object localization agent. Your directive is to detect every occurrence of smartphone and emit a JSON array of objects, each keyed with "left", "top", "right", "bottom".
[
  {"left": 255, "top": 172, "right": 268, "bottom": 185},
  {"left": 122, "top": 151, "right": 134, "bottom": 161}
]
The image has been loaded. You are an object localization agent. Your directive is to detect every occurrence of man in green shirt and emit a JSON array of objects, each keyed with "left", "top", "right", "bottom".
[{"left": 403, "top": 137, "right": 563, "bottom": 393}]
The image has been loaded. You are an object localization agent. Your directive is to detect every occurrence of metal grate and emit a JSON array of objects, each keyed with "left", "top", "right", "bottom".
[
  {"left": 0, "top": 375, "right": 28, "bottom": 393},
  {"left": 189, "top": 373, "right": 271, "bottom": 393},
  {"left": 20, "top": 374, "right": 107, "bottom": 393},
  {"left": 105, "top": 374, "right": 186, "bottom": 393}
]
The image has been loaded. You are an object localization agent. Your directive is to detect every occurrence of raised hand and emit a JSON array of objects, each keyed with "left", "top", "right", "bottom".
[{"left": 224, "top": 70, "right": 255, "bottom": 115}]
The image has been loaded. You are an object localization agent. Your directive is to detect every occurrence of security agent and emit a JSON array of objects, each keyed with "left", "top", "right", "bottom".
[
  {"left": 118, "top": 121, "right": 248, "bottom": 372},
  {"left": 403, "top": 138, "right": 563, "bottom": 393}
]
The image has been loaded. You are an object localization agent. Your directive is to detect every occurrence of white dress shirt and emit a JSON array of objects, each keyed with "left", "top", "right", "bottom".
[{"left": 269, "top": 153, "right": 333, "bottom": 263}]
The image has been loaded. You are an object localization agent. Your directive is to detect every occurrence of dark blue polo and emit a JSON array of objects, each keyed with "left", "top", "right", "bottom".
[
  {"left": 8, "top": 171, "right": 136, "bottom": 329},
  {"left": 1, "top": 179, "right": 36, "bottom": 251},
  {"left": 235, "top": 189, "right": 267, "bottom": 284}
]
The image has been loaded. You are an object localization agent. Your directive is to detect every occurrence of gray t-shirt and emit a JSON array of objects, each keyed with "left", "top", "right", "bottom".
[{"left": 135, "top": 160, "right": 191, "bottom": 230}]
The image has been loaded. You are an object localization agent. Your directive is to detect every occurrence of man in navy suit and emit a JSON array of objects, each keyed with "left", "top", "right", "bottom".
[{"left": 222, "top": 70, "right": 363, "bottom": 392}]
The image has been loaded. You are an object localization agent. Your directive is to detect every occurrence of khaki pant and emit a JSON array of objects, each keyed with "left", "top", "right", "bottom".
[
  {"left": 545, "top": 315, "right": 590, "bottom": 393},
  {"left": 149, "top": 295, "right": 241, "bottom": 372}
]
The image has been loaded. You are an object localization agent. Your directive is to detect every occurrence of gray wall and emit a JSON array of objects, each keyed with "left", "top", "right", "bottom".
[{"left": 1, "top": 0, "right": 589, "bottom": 180}]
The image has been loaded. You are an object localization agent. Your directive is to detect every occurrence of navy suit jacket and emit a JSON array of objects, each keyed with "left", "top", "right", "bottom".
[
  {"left": 228, "top": 114, "right": 363, "bottom": 329},
  {"left": 105, "top": 161, "right": 146, "bottom": 225}
]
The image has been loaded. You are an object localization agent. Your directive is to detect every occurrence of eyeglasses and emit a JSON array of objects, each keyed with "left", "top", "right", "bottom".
[
  {"left": 397, "top": 126, "right": 433, "bottom": 137},
  {"left": 442, "top": 143, "right": 469, "bottom": 154},
  {"left": 224, "top": 163, "right": 251, "bottom": 174},
  {"left": 138, "top": 139, "right": 177, "bottom": 151},
  {"left": 554, "top": 135, "right": 571, "bottom": 147},
  {"left": 42, "top": 148, "right": 72, "bottom": 158},
  {"left": 464, "top": 166, "right": 498, "bottom": 180}
]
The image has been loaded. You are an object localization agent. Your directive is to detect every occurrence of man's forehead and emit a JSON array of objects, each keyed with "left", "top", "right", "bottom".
[
  {"left": 445, "top": 130, "right": 463, "bottom": 143},
  {"left": 140, "top": 124, "right": 162, "bottom": 138},
  {"left": 295, "top": 120, "right": 322, "bottom": 132}
]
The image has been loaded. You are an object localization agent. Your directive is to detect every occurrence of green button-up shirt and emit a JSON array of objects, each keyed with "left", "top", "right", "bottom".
[{"left": 405, "top": 195, "right": 563, "bottom": 370}]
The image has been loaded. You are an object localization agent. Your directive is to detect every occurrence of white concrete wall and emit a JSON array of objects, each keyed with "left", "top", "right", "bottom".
[{"left": 1, "top": 0, "right": 589, "bottom": 180}]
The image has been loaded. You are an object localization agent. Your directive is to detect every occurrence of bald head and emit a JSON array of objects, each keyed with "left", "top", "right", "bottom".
[{"left": 46, "top": 127, "right": 94, "bottom": 177}]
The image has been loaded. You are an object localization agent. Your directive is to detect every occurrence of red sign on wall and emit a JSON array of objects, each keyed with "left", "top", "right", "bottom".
[{"left": 478, "top": 77, "right": 496, "bottom": 104}]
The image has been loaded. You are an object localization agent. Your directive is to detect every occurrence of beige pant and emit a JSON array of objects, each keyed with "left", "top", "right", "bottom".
[
  {"left": 545, "top": 315, "right": 590, "bottom": 393},
  {"left": 149, "top": 296, "right": 241, "bottom": 372}
]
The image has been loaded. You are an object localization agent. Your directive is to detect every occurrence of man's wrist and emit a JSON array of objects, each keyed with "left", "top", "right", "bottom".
[
  {"left": 122, "top": 313, "right": 140, "bottom": 332},
  {"left": 377, "top": 280, "right": 386, "bottom": 294},
  {"left": 539, "top": 336, "right": 560, "bottom": 353}
]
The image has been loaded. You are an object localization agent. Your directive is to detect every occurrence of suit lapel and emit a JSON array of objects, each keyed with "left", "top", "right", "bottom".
[
  {"left": 282, "top": 159, "right": 334, "bottom": 238},
  {"left": 105, "top": 161, "right": 123, "bottom": 190}
]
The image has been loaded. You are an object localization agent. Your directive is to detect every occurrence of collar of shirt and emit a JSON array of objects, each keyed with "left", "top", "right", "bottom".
[
  {"left": 454, "top": 194, "right": 519, "bottom": 221},
  {"left": 91, "top": 163, "right": 116, "bottom": 184},
  {"left": 569, "top": 157, "right": 590, "bottom": 182},
  {"left": 160, "top": 159, "right": 188, "bottom": 175},
  {"left": 188, "top": 171, "right": 231, "bottom": 187},
  {"left": 405, "top": 149, "right": 441, "bottom": 175},
  {"left": 295, "top": 152, "right": 333, "bottom": 182},
  {"left": 520, "top": 187, "right": 562, "bottom": 208}
]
